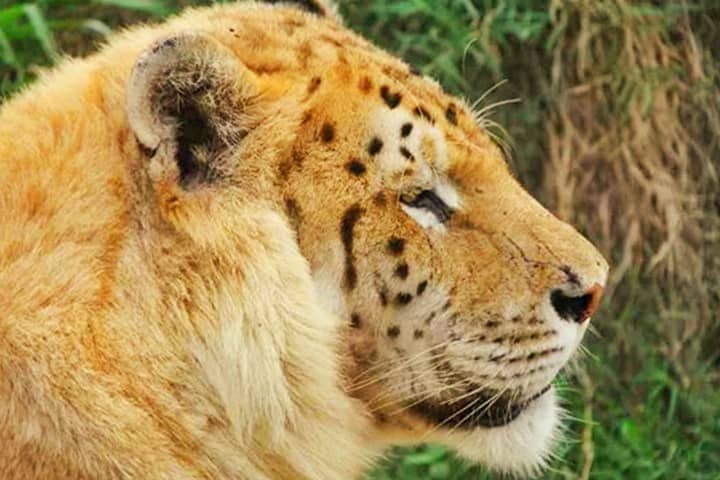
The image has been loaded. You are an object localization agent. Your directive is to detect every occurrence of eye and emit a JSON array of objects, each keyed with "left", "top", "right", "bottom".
[{"left": 400, "top": 189, "right": 454, "bottom": 224}]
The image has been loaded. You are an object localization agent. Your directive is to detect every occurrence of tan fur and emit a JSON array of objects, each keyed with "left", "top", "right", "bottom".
[{"left": 0, "top": 2, "right": 608, "bottom": 479}]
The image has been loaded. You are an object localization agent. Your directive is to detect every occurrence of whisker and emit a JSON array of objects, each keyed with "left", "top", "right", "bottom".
[
  {"left": 348, "top": 340, "right": 452, "bottom": 391},
  {"left": 449, "top": 385, "right": 514, "bottom": 455},
  {"left": 350, "top": 338, "right": 452, "bottom": 383},
  {"left": 349, "top": 350, "right": 447, "bottom": 394},
  {"left": 357, "top": 346, "right": 458, "bottom": 406},
  {"left": 418, "top": 382, "right": 495, "bottom": 441},
  {"left": 461, "top": 38, "right": 479, "bottom": 80},
  {"left": 470, "top": 79, "right": 508, "bottom": 111},
  {"left": 449, "top": 385, "right": 510, "bottom": 436},
  {"left": 361, "top": 351, "right": 456, "bottom": 407},
  {"left": 373, "top": 377, "right": 471, "bottom": 415},
  {"left": 472, "top": 97, "right": 521, "bottom": 121}
]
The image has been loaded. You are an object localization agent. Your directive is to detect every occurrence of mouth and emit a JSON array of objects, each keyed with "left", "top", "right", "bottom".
[{"left": 409, "top": 384, "right": 552, "bottom": 429}]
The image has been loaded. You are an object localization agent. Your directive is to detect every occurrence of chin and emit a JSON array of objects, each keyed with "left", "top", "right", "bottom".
[{"left": 440, "top": 387, "right": 561, "bottom": 477}]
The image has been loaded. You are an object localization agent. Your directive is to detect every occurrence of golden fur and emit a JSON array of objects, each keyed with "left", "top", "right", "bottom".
[{"left": 0, "top": 1, "right": 608, "bottom": 478}]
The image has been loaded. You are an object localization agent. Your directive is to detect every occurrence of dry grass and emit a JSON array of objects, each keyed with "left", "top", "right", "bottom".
[{"left": 544, "top": 0, "right": 718, "bottom": 369}]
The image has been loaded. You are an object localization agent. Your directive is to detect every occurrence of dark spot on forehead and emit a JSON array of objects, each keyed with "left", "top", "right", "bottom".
[
  {"left": 346, "top": 159, "right": 366, "bottom": 176},
  {"left": 413, "top": 329, "right": 424, "bottom": 339},
  {"left": 485, "top": 320, "right": 501, "bottom": 329},
  {"left": 380, "top": 85, "right": 402, "bottom": 109},
  {"left": 445, "top": 103, "right": 458, "bottom": 125},
  {"left": 350, "top": 313, "right": 362, "bottom": 329},
  {"left": 282, "top": 17, "right": 306, "bottom": 28},
  {"left": 340, "top": 204, "right": 364, "bottom": 290},
  {"left": 291, "top": 148, "right": 304, "bottom": 167},
  {"left": 413, "top": 106, "right": 434, "bottom": 123},
  {"left": 425, "top": 311, "right": 436, "bottom": 324},
  {"left": 359, "top": 76, "right": 373, "bottom": 93},
  {"left": 378, "top": 286, "right": 389, "bottom": 306},
  {"left": 320, "top": 33, "right": 343, "bottom": 48},
  {"left": 307, "top": 76, "right": 322, "bottom": 94},
  {"left": 373, "top": 191, "right": 387, "bottom": 207},
  {"left": 416, "top": 280, "right": 428, "bottom": 296},
  {"left": 301, "top": 110, "right": 313, "bottom": 125},
  {"left": 296, "top": 40, "right": 313, "bottom": 67},
  {"left": 386, "top": 237, "right": 405, "bottom": 255},
  {"left": 399, "top": 146, "right": 415, "bottom": 162},
  {"left": 320, "top": 123, "right": 335, "bottom": 143},
  {"left": 400, "top": 123, "right": 413, "bottom": 138},
  {"left": 368, "top": 137, "right": 383, "bottom": 155},
  {"left": 387, "top": 326, "right": 400, "bottom": 338},
  {"left": 394, "top": 262, "right": 409, "bottom": 280},
  {"left": 395, "top": 292, "right": 412, "bottom": 306},
  {"left": 442, "top": 300, "right": 451, "bottom": 311}
]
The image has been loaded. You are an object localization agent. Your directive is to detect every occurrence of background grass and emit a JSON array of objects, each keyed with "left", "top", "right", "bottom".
[{"left": 1, "top": 0, "right": 718, "bottom": 478}]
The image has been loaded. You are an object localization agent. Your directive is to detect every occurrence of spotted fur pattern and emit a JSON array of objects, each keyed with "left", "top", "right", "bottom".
[{"left": 0, "top": 1, "right": 608, "bottom": 478}]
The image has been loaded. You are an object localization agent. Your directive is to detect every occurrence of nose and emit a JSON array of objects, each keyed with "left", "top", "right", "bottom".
[{"left": 550, "top": 283, "right": 604, "bottom": 324}]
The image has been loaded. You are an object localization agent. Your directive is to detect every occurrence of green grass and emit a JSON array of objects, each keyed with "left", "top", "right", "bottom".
[{"left": 1, "top": 1, "right": 718, "bottom": 479}]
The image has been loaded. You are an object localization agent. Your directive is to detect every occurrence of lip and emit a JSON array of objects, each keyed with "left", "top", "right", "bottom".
[{"left": 409, "top": 384, "right": 552, "bottom": 429}]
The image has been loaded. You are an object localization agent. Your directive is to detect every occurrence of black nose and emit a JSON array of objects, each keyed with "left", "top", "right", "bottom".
[{"left": 550, "top": 285, "right": 603, "bottom": 324}]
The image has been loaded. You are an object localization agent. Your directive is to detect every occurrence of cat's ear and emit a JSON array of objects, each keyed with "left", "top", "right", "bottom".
[{"left": 127, "top": 32, "right": 258, "bottom": 190}]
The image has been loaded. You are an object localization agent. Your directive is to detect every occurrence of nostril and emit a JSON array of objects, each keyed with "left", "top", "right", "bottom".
[{"left": 551, "top": 284, "right": 603, "bottom": 324}]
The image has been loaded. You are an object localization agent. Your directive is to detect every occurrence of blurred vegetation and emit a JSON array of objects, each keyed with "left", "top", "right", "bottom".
[{"left": 1, "top": 0, "right": 718, "bottom": 478}]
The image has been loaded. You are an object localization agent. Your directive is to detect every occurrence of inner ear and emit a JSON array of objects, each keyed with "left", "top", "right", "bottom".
[
  {"left": 127, "top": 33, "right": 258, "bottom": 189},
  {"left": 171, "top": 93, "right": 217, "bottom": 188}
]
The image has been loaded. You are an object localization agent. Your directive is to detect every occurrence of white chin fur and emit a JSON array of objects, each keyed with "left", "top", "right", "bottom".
[{"left": 444, "top": 388, "right": 560, "bottom": 477}]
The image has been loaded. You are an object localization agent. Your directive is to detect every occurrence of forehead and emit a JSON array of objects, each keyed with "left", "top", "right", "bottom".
[
  {"left": 215, "top": 5, "right": 507, "bottom": 183},
  {"left": 310, "top": 48, "right": 509, "bottom": 188}
]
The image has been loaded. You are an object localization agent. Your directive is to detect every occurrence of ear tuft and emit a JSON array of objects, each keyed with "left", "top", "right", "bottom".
[{"left": 127, "top": 32, "right": 258, "bottom": 189}]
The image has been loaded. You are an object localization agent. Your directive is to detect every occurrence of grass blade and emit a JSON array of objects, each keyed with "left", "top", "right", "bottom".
[
  {"left": 92, "top": 0, "right": 170, "bottom": 16},
  {"left": 82, "top": 18, "right": 112, "bottom": 37},
  {"left": 0, "top": 5, "right": 26, "bottom": 26},
  {"left": 22, "top": 3, "right": 58, "bottom": 62},
  {"left": 0, "top": 28, "right": 16, "bottom": 65}
]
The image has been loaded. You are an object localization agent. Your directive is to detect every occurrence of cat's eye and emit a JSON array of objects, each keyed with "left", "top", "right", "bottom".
[{"left": 400, "top": 189, "right": 454, "bottom": 224}]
